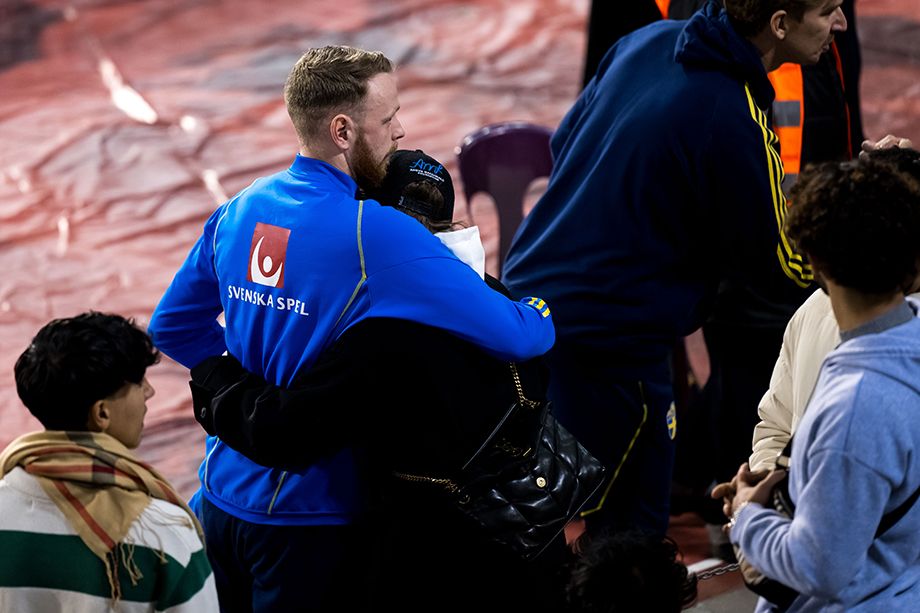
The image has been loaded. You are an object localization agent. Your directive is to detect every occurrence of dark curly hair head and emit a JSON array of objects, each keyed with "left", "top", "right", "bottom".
[
  {"left": 785, "top": 147, "right": 920, "bottom": 295},
  {"left": 566, "top": 529, "right": 697, "bottom": 613},
  {"left": 15, "top": 311, "right": 159, "bottom": 431}
]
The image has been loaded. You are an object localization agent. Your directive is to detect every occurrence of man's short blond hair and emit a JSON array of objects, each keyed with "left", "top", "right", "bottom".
[{"left": 284, "top": 45, "right": 393, "bottom": 144}]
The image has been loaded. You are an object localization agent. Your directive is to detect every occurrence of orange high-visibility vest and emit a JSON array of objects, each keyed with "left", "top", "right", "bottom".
[
  {"left": 768, "top": 42, "right": 850, "bottom": 194},
  {"left": 656, "top": 0, "right": 851, "bottom": 195},
  {"left": 768, "top": 62, "right": 805, "bottom": 193}
]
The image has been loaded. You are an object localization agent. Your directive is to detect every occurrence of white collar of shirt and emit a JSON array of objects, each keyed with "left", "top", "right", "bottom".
[{"left": 435, "top": 225, "right": 486, "bottom": 280}]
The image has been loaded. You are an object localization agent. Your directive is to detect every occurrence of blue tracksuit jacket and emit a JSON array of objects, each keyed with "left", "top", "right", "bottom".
[{"left": 149, "top": 155, "right": 554, "bottom": 525}]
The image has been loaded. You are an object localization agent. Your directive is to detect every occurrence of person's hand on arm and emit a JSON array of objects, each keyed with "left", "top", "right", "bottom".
[
  {"left": 711, "top": 463, "right": 773, "bottom": 525},
  {"left": 860, "top": 134, "right": 914, "bottom": 159},
  {"left": 727, "top": 464, "right": 787, "bottom": 531}
]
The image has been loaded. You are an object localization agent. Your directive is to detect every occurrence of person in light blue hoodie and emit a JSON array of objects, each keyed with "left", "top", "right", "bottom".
[{"left": 726, "top": 147, "right": 920, "bottom": 612}]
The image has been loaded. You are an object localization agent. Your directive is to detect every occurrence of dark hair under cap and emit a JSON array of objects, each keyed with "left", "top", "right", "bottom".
[{"left": 365, "top": 149, "right": 455, "bottom": 223}]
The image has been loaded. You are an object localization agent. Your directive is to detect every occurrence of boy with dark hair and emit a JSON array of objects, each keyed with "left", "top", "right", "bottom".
[
  {"left": 0, "top": 312, "right": 218, "bottom": 612},
  {"left": 15, "top": 312, "right": 159, "bottom": 435},
  {"left": 727, "top": 148, "right": 920, "bottom": 611}
]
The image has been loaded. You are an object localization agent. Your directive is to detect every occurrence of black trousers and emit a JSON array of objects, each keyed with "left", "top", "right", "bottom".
[
  {"left": 200, "top": 492, "right": 568, "bottom": 613},
  {"left": 544, "top": 344, "right": 676, "bottom": 537},
  {"left": 199, "top": 497, "right": 369, "bottom": 613}
]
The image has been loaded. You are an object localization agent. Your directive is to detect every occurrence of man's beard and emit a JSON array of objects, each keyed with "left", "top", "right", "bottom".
[{"left": 351, "top": 132, "right": 390, "bottom": 192}]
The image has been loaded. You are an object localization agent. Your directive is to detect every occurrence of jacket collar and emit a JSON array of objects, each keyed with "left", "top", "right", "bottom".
[{"left": 288, "top": 154, "right": 359, "bottom": 196}]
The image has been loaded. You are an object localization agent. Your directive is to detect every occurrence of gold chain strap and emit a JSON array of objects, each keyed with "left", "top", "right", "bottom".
[
  {"left": 391, "top": 471, "right": 469, "bottom": 503},
  {"left": 509, "top": 362, "right": 541, "bottom": 409},
  {"left": 391, "top": 471, "right": 460, "bottom": 493},
  {"left": 392, "top": 364, "right": 540, "bottom": 499}
]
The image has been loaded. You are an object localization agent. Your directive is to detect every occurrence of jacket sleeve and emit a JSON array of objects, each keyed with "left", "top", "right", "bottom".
[
  {"left": 732, "top": 449, "right": 891, "bottom": 601},
  {"left": 189, "top": 349, "right": 359, "bottom": 471},
  {"left": 703, "top": 86, "right": 812, "bottom": 291},
  {"left": 364, "top": 256, "right": 553, "bottom": 361},
  {"left": 749, "top": 318, "right": 796, "bottom": 471},
  {"left": 750, "top": 291, "right": 840, "bottom": 471},
  {"left": 360, "top": 207, "right": 554, "bottom": 362},
  {"left": 149, "top": 209, "right": 228, "bottom": 369}
]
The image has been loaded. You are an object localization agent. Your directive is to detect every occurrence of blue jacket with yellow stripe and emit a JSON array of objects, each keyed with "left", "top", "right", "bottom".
[
  {"left": 503, "top": 1, "right": 810, "bottom": 364},
  {"left": 149, "top": 155, "right": 554, "bottom": 525}
]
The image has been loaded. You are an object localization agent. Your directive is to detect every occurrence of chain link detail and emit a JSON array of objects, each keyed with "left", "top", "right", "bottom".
[
  {"left": 693, "top": 562, "right": 740, "bottom": 581},
  {"left": 509, "top": 362, "right": 541, "bottom": 409}
]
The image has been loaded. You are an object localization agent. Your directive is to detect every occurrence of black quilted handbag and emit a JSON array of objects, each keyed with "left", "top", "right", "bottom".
[{"left": 394, "top": 363, "right": 606, "bottom": 561}]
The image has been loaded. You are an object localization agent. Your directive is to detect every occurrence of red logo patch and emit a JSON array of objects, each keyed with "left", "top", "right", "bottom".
[{"left": 247, "top": 222, "right": 291, "bottom": 288}]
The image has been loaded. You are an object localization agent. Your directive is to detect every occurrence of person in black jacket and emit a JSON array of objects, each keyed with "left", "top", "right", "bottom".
[{"left": 642, "top": 1, "right": 866, "bottom": 560}]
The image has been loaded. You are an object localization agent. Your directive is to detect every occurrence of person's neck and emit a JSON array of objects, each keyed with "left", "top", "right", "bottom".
[
  {"left": 747, "top": 30, "right": 783, "bottom": 73},
  {"left": 299, "top": 144, "right": 351, "bottom": 177},
  {"left": 826, "top": 280, "right": 905, "bottom": 334}
]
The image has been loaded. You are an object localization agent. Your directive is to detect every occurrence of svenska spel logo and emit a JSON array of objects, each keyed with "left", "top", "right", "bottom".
[{"left": 248, "top": 222, "right": 291, "bottom": 288}]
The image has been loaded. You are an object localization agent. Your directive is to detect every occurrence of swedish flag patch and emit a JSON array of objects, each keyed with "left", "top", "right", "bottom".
[
  {"left": 666, "top": 402, "right": 677, "bottom": 440},
  {"left": 524, "top": 296, "right": 551, "bottom": 318}
]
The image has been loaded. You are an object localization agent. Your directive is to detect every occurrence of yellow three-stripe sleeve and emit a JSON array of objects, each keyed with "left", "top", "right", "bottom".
[{"left": 744, "top": 84, "right": 813, "bottom": 287}]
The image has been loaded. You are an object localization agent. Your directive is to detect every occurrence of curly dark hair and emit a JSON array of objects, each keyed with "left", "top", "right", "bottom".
[
  {"left": 566, "top": 530, "right": 698, "bottom": 613},
  {"left": 15, "top": 311, "right": 159, "bottom": 431},
  {"left": 724, "top": 0, "right": 820, "bottom": 37},
  {"left": 785, "top": 147, "right": 920, "bottom": 295}
]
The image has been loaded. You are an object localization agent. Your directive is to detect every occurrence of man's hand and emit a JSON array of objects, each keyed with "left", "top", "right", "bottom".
[
  {"left": 860, "top": 134, "right": 914, "bottom": 159},
  {"left": 731, "top": 464, "right": 787, "bottom": 516},
  {"left": 712, "top": 464, "right": 771, "bottom": 519},
  {"left": 711, "top": 479, "right": 736, "bottom": 520}
]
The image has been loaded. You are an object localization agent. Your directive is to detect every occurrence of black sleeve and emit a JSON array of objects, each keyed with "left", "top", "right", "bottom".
[{"left": 188, "top": 344, "right": 361, "bottom": 472}]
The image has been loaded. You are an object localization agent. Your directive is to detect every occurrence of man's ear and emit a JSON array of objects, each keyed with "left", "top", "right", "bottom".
[
  {"left": 770, "top": 10, "right": 789, "bottom": 40},
  {"left": 330, "top": 114, "right": 355, "bottom": 150},
  {"left": 86, "top": 400, "right": 110, "bottom": 433}
]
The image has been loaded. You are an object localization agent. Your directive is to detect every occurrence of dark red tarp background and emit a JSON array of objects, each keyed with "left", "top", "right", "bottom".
[{"left": 1, "top": 0, "right": 918, "bottom": 497}]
